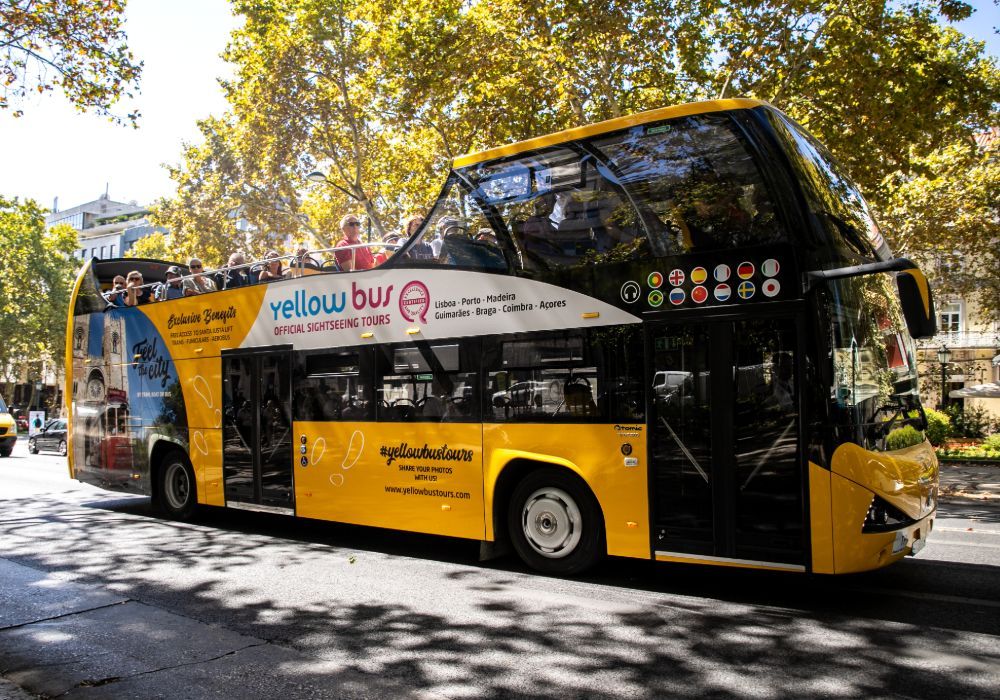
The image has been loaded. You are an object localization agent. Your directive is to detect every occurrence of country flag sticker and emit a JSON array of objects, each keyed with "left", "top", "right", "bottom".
[
  {"left": 737, "top": 261, "right": 755, "bottom": 279},
  {"left": 714, "top": 284, "right": 731, "bottom": 301},
  {"left": 691, "top": 285, "right": 708, "bottom": 304},
  {"left": 668, "top": 268, "right": 685, "bottom": 287},
  {"left": 669, "top": 288, "right": 686, "bottom": 305},
  {"left": 737, "top": 281, "right": 756, "bottom": 300},
  {"left": 648, "top": 290, "right": 664, "bottom": 307},
  {"left": 714, "top": 264, "right": 731, "bottom": 282},
  {"left": 762, "top": 278, "right": 781, "bottom": 297},
  {"left": 761, "top": 258, "right": 780, "bottom": 277},
  {"left": 690, "top": 266, "right": 708, "bottom": 285},
  {"left": 647, "top": 271, "right": 664, "bottom": 289}
]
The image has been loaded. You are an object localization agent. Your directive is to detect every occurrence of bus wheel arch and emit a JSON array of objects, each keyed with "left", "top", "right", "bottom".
[
  {"left": 498, "top": 460, "right": 606, "bottom": 576},
  {"left": 151, "top": 442, "right": 197, "bottom": 520}
]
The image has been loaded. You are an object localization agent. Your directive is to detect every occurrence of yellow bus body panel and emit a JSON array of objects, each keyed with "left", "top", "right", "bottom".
[
  {"left": 808, "top": 462, "right": 835, "bottom": 574},
  {"left": 65, "top": 260, "right": 94, "bottom": 480},
  {"left": 483, "top": 423, "right": 650, "bottom": 559},
  {"left": 294, "top": 421, "right": 486, "bottom": 540},
  {"left": 828, "top": 440, "right": 937, "bottom": 573}
]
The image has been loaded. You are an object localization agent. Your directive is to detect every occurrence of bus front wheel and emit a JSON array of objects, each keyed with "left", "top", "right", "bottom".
[
  {"left": 508, "top": 468, "right": 604, "bottom": 576},
  {"left": 156, "top": 450, "right": 197, "bottom": 520}
]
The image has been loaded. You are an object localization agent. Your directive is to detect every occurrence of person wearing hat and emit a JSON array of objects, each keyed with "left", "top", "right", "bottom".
[{"left": 154, "top": 266, "right": 186, "bottom": 301}]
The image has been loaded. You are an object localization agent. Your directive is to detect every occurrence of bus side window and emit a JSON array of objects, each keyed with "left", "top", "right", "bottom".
[
  {"left": 376, "top": 341, "right": 480, "bottom": 423},
  {"left": 292, "top": 349, "right": 372, "bottom": 421},
  {"left": 487, "top": 331, "right": 603, "bottom": 422}
]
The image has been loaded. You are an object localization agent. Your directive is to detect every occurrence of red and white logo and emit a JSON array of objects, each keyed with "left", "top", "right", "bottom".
[{"left": 399, "top": 281, "right": 430, "bottom": 323}]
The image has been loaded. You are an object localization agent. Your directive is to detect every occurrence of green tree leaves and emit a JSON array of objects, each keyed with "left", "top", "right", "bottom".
[
  {"left": 0, "top": 0, "right": 142, "bottom": 124},
  {"left": 156, "top": 0, "right": 999, "bottom": 317},
  {"left": 0, "top": 197, "right": 78, "bottom": 378}
]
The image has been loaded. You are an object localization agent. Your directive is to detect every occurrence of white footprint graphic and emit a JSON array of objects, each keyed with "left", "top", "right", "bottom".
[
  {"left": 192, "top": 375, "right": 213, "bottom": 408},
  {"left": 329, "top": 473, "right": 344, "bottom": 487},
  {"left": 311, "top": 437, "right": 327, "bottom": 466},
  {"left": 341, "top": 430, "right": 364, "bottom": 470},
  {"left": 193, "top": 430, "right": 209, "bottom": 455}
]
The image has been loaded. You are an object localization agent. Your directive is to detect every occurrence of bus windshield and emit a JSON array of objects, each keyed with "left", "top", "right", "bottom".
[
  {"left": 828, "top": 272, "right": 921, "bottom": 441},
  {"left": 409, "top": 113, "right": 788, "bottom": 272}
]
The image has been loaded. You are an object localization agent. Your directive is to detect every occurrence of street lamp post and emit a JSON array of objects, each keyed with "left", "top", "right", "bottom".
[{"left": 936, "top": 345, "right": 952, "bottom": 410}]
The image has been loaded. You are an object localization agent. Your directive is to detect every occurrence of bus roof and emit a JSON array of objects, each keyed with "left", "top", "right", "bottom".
[{"left": 453, "top": 98, "right": 767, "bottom": 169}]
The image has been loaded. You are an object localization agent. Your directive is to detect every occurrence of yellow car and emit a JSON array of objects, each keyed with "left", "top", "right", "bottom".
[{"left": 0, "top": 396, "right": 16, "bottom": 457}]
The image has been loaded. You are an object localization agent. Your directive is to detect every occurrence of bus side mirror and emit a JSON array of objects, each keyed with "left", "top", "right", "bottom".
[{"left": 897, "top": 269, "right": 936, "bottom": 339}]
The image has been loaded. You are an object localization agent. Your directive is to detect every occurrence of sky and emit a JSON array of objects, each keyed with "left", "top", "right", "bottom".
[{"left": 0, "top": 0, "right": 997, "bottom": 213}]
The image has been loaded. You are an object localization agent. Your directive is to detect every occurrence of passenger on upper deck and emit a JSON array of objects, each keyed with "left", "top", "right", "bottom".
[
  {"left": 217, "top": 253, "right": 250, "bottom": 289},
  {"left": 104, "top": 276, "right": 126, "bottom": 305},
  {"left": 335, "top": 215, "right": 375, "bottom": 271},
  {"left": 182, "top": 258, "right": 216, "bottom": 295},
  {"left": 403, "top": 215, "right": 434, "bottom": 260},
  {"left": 154, "top": 266, "right": 186, "bottom": 301},
  {"left": 257, "top": 251, "right": 284, "bottom": 282},
  {"left": 292, "top": 245, "right": 321, "bottom": 270},
  {"left": 122, "top": 271, "right": 152, "bottom": 306}
]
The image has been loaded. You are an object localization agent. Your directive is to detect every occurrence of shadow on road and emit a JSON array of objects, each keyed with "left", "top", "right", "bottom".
[{"left": 1, "top": 490, "right": 998, "bottom": 698}]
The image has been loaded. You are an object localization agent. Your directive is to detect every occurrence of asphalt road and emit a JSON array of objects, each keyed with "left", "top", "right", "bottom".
[{"left": 1, "top": 438, "right": 998, "bottom": 699}]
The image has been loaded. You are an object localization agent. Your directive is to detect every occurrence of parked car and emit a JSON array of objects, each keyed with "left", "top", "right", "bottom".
[
  {"left": 28, "top": 419, "right": 68, "bottom": 456},
  {"left": 0, "top": 397, "right": 16, "bottom": 457},
  {"left": 8, "top": 405, "right": 29, "bottom": 432}
]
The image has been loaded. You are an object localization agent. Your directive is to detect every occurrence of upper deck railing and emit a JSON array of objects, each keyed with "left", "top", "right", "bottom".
[{"left": 104, "top": 242, "right": 399, "bottom": 304}]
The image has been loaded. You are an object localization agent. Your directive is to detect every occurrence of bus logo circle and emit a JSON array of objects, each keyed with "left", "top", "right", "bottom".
[{"left": 399, "top": 281, "right": 430, "bottom": 323}]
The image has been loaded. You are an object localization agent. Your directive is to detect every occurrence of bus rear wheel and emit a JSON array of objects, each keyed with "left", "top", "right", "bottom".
[
  {"left": 156, "top": 450, "right": 197, "bottom": 520},
  {"left": 507, "top": 468, "right": 604, "bottom": 576}
]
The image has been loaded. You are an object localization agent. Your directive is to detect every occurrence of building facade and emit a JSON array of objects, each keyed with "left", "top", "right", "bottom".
[{"left": 45, "top": 193, "right": 165, "bottom": 260}]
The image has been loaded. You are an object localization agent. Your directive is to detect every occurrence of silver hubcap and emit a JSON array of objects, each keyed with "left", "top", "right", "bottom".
[
  {"left": 521, "top": 487, "right": 582, "bottom": 559},
  {"left": 59, "top": 441, "right": 67, "bottom": 455},
  {"left": 164, "top": 462, "right": 190, "bottom": 510}
]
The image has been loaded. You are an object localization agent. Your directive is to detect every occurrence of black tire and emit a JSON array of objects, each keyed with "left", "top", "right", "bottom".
[
  {"left": 156, "top": 450, "right": 197, "bottom": 520},
  {"left": 0, "top": 447, "right": 10, "bottom": 458},
  {"left": 507, "top": 468, "right": 604, "bottom": 576},
  {"left": 58, "top": 440, "right": 67, "bottom": 457},
  {"left": 28, "top": 439, "right": 38, "bottom": 455}
]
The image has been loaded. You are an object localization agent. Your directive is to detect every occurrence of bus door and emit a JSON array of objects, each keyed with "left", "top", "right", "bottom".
[
  {"left": 647, "top": 314, "right": 805, "bottom": 569},
  {"left": 221, "top": 349, "right": 294, "bottom": 514}
]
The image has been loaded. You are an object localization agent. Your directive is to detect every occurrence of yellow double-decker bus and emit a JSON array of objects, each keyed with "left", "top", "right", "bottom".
[{"left": 66, "top": 99, "right": 939, "bottom": 575}]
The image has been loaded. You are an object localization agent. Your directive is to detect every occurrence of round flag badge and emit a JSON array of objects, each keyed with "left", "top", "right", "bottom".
[
  {"left": 648, "top": 290, "right": 664, "bottom": 307},
  {"left": 737, "top": 281, "right": 755, "bottom": 300},
  {"left": 668, "top": 269, "right": 685, "bottom": 287},
  {"left": 647, "top": 271, "right": 664, "bottom": 289},
  {"left": 761, "top": 258, "right": 780, "bottom": 277},
  {"left": 691, "top": 285, "right": 708, "bottom": 304},
  {"left": 762, "top": 278, "right": 780, "bottom": 297},
  {"left": 714, "top": 263, "right": 731, "bottom": 282},
  {"left": 690, "top": 266, "right": 707, "bottom": 285},
  {"left": 669, "top": 288, "right": 686, "bottom": 305},
  {"left": 737, "top": 261, "right": 755, "bottom": 280},
  {"left": 714, "top": 284, "right": 731, "bottom": 301}
]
